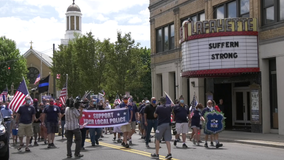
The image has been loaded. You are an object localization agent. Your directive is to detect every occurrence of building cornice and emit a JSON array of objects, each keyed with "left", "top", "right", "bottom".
[{"left": 149, "top": 0, "right": 169, "bottom": 10}]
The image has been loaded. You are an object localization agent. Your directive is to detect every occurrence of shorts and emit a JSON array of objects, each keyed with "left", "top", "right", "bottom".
[
  {"left": 130, "top": 121, "right": 136, "bottom": 130},
  {"left": 121, "top": 124, "right": 131, "bottom": 132},
  {"left": 46, "top": 122, "right": 59, "bottom": 134},
  {"left": 12, "top": 129, "right": 18, "bottom": 136},
  {"left": 113, "top": 126, "right": 122, "bottom": 133},
  {"left": 191, "top": 125, "right": 200, "bottom": 130},
  {"left": 176, "top": 123, "right": 189, "bottom": 134},
  {"left": 33, "top": 123, "right": 40, "bottom": 134},
  {"left": 18, "top": 123, "right": 33, "bottom": 137},
  {"left": 155, "top": 123, "right": 172, "bottom": 141}
]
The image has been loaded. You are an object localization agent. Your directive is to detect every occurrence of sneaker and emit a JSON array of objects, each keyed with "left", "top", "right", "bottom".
[
  {"left": 95, "top": 140, "right": 99, "bottom": 145},
  {"left": 92, "top": 143, "right": 96, "bottom": 146},
  {"left": 121, "top": 142, "right": 126, "bottom": 146},
  {"left": 51, "top": 143, "right": 56, "bottom": 148},
  {"left": 173, "top": 140, "right": 177, "bottom": 146},
  {"left": 146, "top": 144, "right": 150, "bottom": 148},
  {"left": 182, "top": 143, "right": 188, "bottom": 148},
  {"left": 47, "top": 144, "right": 52, "bottom": 148},
  {"left": 34, "top": 142, "right": 39, "bottom": 146},
  {"left": 165, "top": 153, "right": 172, "bottom": 159},
  {"left": 151, "top": 153, "right": 159, "bottom": 158},
  {"left": 125, "top": 143, "right": 130, "bottom": 148},
  {"left": 113, "top": 137, "right": 116, "bottom": 141},
  {"left": 67, "top": 155, "right": 72, "bottom": 158},
  {"left": 117, "top": 139, "right": 122, "bottom": 143},
  {"left": 204, "top": 143, "right": 208, "bottom": 148},
  {"left": 210, "top": 142, "right": 215, "bottom": 147},
  {"left": 74, "top": 154, "right": 84, "bottom": 158},
  {"left": 216, "top": 143, "right": 223, "bottom": 148}
]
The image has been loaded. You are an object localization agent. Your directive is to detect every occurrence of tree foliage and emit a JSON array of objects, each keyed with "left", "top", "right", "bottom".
[
  {"left": 0, "top": 36, "right": 28, "bottom": 91},
  {"left": 52, "top": 32, "right": 151, "bottom": 101}
]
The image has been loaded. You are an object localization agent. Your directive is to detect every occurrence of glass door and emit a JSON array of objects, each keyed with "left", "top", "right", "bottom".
[{"left": 234, "top": 90, "right": 251, "bottom": 126}]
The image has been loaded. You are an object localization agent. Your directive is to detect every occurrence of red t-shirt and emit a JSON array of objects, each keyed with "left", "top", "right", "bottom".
[{"left": 215, "top": 105, "right": 221, "bottom": 112}]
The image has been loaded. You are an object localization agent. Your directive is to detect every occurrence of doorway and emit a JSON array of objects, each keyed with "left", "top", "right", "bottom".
[{"left": 233, "top": 89, "right": 251, "bottom": 126}]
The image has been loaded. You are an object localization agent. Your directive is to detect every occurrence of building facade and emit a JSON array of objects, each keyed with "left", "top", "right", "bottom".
[{"left": 149, "top": 0, "right": 284, "bottom": 135}]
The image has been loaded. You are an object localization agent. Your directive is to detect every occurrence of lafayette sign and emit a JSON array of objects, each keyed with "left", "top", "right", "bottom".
[{"left": 180, "top": 18, "right": 259, "bottom": 77}]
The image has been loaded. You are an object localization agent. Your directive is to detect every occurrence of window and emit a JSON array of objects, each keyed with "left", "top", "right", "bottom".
[
  {"left": 262, "top": 0, "right": 284, "bottom": 25},
  {"left": 27, "top": 67, "right": 39, "bottom": 84},
  {"left": 269, "top": 58, "right": 278, "bottom": 129},
  {"left": 214, "top": 0, "right": 250, "bottom": 19},
  {"left": 71, "top": 16, "right": 74, "bottom": 30},
  {"left": 156, "top": 23, "right": 175, "bottom": 53},
  {"left": 181, "top": 11, "right": 205, "bottom": 24}
]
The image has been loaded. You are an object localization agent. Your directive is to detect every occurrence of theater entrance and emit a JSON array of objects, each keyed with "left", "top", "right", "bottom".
[{"left": 233, "top": 89, "right": 251, "bottom": 127}]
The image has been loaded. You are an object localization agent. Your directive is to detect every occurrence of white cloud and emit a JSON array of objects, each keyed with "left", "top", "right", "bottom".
[
  {"left": 128, "top": 17, "right": 142, "bottom": 24},
  {"left": 95, "top": 14, "right": 109, "bottom": 21}
]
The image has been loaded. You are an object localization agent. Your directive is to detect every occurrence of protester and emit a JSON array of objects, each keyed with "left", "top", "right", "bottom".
[
  {"left": 173, "top": 95, "right": 190, "bottom": 148},
  {"left": 120, "top": 96, "right": 133, "bottom": 148},
  {"left": 87, "top": 99, "right": 102, "bottom": 146},
  {"left": 31, "top": 98, "right": 41, "bottom": 146},
  {"left": 80, "top": 99, "right": 89, "bottom": 150},
  {"left": 191, "top": 103, "right": 204, "bottom": 145},
  {"left": 113, "top": 102, "right": 122, "bottom": 143},
  {"left": 12, "top": 111, "right": 18, "bottom": 145},
  {"left": 65, "top": 98, "right": 84, "bottom": 158},
  {"left": 202, "top": 100, "right": 223, "bottom": 148},
  {"left": 138, "top": 100, "right": 147, "bottom": 139},
  {"left": 0, "top": 101, "right": 13, "bottom": 139},
  {"left": 144, "top": 97, "right": 157, "bottom": 148},
  {"left": 16, "top": 97, "right": 35, "bottom": 152},
  {"left": 43, "top": 99, "right": 61, "bottom": 148},
  {"left": 129, "top": 98, "right": 138, "bottom": 145},
  {"left": 39, "top": 103, "right": 47, "bottom": 144},
  {"left": 151, "top": 97, "right": 173, "bottom": 159},
  {"left": 60, "top": 104, "right": 66, "bottom": 139},
  {"left": 104, "top": 100, "right": 112, "bottom": 134}
]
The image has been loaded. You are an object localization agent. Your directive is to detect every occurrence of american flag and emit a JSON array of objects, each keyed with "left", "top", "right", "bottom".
[
  {"left": 8, "top": 79, "right": 29, "bottom": 112},
  {"left": 101, "top": 90, "right": 105, "bottom": 95},
  {"left": 34, "top": 74, "right": 40, "bottom": 85},
  {"left": 59, "top": 84, "right": 67, "bottom": 105},
  {"left": 114, "top": 94, "right": 121, "bottom": 104},
  {"left": 0, "top": 88, "right": 8, "bottom": 102}
]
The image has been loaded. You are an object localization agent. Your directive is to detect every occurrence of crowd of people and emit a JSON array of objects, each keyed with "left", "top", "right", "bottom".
[{"left": 0, "top": 94, "right": 225, "bottom": 159}]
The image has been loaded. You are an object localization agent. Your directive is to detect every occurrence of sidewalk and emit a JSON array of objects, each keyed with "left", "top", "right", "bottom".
[{"left": 208, "top": 130, "right": 284, "bottom": 148}]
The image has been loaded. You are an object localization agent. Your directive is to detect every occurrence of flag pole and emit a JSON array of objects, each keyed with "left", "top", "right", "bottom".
[
  {"left": 23, "top": 77, "right": 30, "bottom": 97},
  {"left": 66, "top": 74, "right": 68, "bottom": 99}
]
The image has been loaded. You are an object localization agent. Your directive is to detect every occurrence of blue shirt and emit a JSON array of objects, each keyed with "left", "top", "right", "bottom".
[
  {"left": 120, "top": 103, "right": 132, "bottom": 121},
  {"left": 131, "top": 104, "right": 138, "bottom": 121},
  {"left": 17, "top": 105, "right": 35, "bottom": 124},
  {"left": 173, "top": 104, "right": 189, "bottom": 123},
  {"left": 155, "top": 104, "right": 172, "bottom": 126},
  {"left": 1, "top": 107, "right": 13, "bottom": 118},
  {"left": 44, "top": 105, "right": 60, "bottom": 123}
]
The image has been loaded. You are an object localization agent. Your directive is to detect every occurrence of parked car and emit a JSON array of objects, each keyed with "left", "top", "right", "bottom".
[{"left": 0, "top": 112, "right": 9, "bottom": 160}]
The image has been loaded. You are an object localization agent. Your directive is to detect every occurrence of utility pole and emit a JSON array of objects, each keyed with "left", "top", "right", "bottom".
[{"left": 53, "top": 44, "right": 56, "bottom": 98}]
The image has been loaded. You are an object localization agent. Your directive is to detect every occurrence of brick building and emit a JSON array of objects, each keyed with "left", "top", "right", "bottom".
[{"left": 149, "top": 0, "right": 284, "bottom": 135}]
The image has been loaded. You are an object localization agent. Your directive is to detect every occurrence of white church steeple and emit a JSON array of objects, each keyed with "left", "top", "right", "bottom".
[{"left": 61, "top": 0, "right": 82, "bottom": 45}]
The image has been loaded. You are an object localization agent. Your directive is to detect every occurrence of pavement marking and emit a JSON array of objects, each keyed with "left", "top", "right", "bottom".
[{"left": 85, "top": 139, "right": 179, "bottom": 160}]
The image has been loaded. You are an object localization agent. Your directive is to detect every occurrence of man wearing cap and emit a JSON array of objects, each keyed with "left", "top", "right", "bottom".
[
  {"left": 16, "top": 97, "right": 36, "bottom": 152},
  {"left": 32, "top": 98, "right": 42, "bottom": 146},
  {"left": 144, "top": 97, "right": 157, "bottom": 148},
  {"left": 119, "top": 96, "right": 133, "bottom": 148},
  {"left": 43, "top": 99, "right": 61, "bottom": 148},
  {"left": 173, "top": 95, "right": 190, "bottom": 148}
]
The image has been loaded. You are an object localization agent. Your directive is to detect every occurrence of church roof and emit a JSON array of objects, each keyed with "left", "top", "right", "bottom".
[
  {"left": 67, "top": 2, "right": 81, "bottom": 12},
  {"left": 23, "top": 49, "right": 53, "bottom": 67}
]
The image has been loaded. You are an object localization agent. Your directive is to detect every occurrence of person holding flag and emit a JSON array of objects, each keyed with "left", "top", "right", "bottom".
[{"left": 16, "top": 97, "right": 35, "bottom": 152}]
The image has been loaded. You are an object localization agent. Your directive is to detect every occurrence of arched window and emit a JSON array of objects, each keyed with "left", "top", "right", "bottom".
[{"left": 27, "top": 67, "right": 40, "bottom": 84}]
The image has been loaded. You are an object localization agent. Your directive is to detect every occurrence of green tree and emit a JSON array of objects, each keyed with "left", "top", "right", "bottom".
[{"left": 0, "top": 36, "right": 28, "bottom": 92}]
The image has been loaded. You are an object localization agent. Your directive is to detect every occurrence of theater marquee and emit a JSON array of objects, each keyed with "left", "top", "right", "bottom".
[{"left": 180, "top": 18, "right": 259, "bottom": 77}]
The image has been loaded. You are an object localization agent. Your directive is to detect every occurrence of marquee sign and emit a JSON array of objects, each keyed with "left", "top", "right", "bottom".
[{"left": 180, "top": 18, "right": 259, "bottom": 77}]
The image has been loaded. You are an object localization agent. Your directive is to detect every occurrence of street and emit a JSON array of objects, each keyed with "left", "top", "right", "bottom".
[{"left": 8, "top": 132, "right": 284, "bottom": 160}]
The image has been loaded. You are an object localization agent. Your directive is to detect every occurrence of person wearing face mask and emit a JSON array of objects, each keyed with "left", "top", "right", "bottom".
[
  {"left": 42, "top": 99, "right": 61, "bottom": 148},
  {"left": 172, "top": 95, "right": 190, "bottom": 148},
  {"left": 1, "top": 101, "right": 13, "bottom": 139},
  {"left": 119, "top": 96, "right": 133, "bottom": 148},
  {"left": 16, "top": 97, "right": 36, "bottom": 152},
  {"left": 201, "top": 100, "right": 223, "bottom": 148},
  {"left": 190, "top": 103, "right": 204, "bottom": 146},
  {"left": 144, "top": 97, "right": 157, "bottom": 148},
  {"left": 87, "top": 99, "right": 102, "bottom": 147}
]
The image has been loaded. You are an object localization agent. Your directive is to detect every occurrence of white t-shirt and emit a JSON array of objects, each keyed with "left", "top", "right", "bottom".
[{"left": 105, "top": 104, "right": 111, "bottom": 110}]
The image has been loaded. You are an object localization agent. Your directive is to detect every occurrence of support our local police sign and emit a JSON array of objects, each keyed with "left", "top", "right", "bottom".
[{"left": 180, "top": 18, "right": 259, "bottom": 76}]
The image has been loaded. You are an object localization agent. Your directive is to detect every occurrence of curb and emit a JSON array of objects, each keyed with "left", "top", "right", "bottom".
[{"left": 219, "top": 138, "right": 284, "bottom": 149}]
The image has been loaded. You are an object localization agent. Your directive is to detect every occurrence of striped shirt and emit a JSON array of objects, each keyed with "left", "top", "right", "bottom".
[{"left": 64, "top": 107, "right": 80, "bottom": 130}]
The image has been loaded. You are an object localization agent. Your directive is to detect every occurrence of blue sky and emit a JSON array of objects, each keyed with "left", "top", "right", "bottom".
[{"left": 0, "top": 0, "right": 150, "bottom": 56}]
